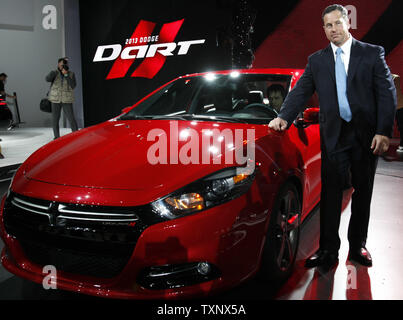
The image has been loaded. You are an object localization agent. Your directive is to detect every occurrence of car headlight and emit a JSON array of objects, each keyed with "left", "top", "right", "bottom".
[{"left": 151, "top": 166, "right": 256, "bottom": 220}]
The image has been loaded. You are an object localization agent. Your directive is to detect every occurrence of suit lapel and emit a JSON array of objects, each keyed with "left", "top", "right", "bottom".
[
  {"left": 347, "top": 38, "right": 363, "bottom": 86},
  {"left": 322, "top": 45, "right": 335, "bottom": 83}
]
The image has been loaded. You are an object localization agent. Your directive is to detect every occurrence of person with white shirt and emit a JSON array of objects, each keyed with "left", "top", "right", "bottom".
[{"left": 269, "top": 4, "right": 397, "bottom": 270}]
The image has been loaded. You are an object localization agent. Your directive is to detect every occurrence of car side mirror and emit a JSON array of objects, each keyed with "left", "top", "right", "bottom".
[
  {"left": 303, "top": 107, "right": 319, "bottom": 124},
  {"left": 293, "top": 107, "right": 319, "bottom": 128}
]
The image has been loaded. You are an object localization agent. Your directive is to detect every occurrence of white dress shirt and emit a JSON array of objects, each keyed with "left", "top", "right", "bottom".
[{"left": 330, "top": 34, "right": 352, "bottom": 74}]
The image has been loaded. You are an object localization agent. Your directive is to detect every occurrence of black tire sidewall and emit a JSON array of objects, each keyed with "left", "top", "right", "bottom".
[{"left": 259, "top": 182, "right": 301, "bottom": 285}]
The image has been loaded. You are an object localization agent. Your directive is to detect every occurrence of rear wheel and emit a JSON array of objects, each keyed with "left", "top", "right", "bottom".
[{"left": 259, "top": 182, "right": 301, "bottom": 284}]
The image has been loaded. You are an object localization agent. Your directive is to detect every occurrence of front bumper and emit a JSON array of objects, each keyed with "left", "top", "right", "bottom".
[{"left": 0, "top": 179, "right": 269, "bottom": 299}]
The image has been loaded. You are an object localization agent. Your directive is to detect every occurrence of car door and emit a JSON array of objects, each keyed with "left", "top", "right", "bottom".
[{"left": 287, "top": 94, "right": 322, "bottom": 218}]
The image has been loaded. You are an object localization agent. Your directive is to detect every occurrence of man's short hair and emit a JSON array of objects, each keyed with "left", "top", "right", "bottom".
[
  {"left": 322, "top": 4, "right": 349, "bottom": 22},
  {"left": 267, "top": 84, "right": 286, "bottom": 98},
  {"left": 0, "top": 73, "right": 7, "bottom": 78}
]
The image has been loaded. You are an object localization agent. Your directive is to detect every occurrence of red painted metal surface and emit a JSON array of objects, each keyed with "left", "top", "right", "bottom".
[{"left": 0, "top": 69, "right": 345, "bottom": 299}]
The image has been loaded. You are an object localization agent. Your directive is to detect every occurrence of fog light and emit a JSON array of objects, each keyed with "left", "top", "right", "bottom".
[
  {"left": 137, "top": 262, "right": 220, "bottom": 290},
  {"left": 197, "top": 262, "right": 211, "bottom": 275}
]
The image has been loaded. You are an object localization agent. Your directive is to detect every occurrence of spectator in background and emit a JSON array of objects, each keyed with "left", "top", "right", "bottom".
[
  {"left": 46, "top": 58, "right": 78, "bottom": 139},
  {"left": 267, "top": 84, "right": 286, "bottom": 113},
  {"left": 0, "top": 73, "right": 16, "bottom": 100}
]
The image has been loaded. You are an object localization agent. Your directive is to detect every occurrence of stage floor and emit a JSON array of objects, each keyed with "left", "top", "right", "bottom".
[
  {"left": 0, "top": 130, "right": 402, "bottom": 300},
  {"left": 0, "top": 127, "right": 72, "bottom": 168}
]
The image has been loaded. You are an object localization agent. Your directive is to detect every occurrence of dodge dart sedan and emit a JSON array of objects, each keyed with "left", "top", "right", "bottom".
[{"left": 0, "top": 69, "right": 349, "bottom": 299}]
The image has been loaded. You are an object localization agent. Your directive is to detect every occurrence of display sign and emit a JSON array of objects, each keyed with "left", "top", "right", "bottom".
[
  {"left": 92, "top": 19, "right": 206, "bottom": 80},
  {"left": 79, "top": 0, "right": 231, "bottom": 127}
]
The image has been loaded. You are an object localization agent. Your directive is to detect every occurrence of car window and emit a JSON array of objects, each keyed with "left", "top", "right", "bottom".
[
  {"left": 127, "top": 78, "right": 199, "bottom": 116},
  {"left": 121, "top": 73, "right": 292, "bottom": 124}
]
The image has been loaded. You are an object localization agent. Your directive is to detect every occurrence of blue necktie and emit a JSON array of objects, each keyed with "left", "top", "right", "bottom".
[{"left": 335, "top": 48, "right": 352, "bottom": 122}]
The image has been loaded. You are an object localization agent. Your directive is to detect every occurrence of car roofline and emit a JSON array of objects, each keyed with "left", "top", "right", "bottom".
[{"left": 176, "top": 68, "right": 304, "bottom": 80}]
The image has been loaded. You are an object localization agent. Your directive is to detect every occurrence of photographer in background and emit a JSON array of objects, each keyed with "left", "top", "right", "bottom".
[{"left": 46, "top": 57, "right": 78, "bottom": 139}]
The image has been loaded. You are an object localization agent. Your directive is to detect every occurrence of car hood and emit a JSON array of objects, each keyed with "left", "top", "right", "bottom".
[{"left": 23, "top": 119, "right": 269, "bottom": 195}]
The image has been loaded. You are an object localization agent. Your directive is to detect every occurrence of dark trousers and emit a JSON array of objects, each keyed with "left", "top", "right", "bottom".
[
  {"left": 397, "top": 109, "right": 403, "bottom": 146},
  {"left": 52, "top": 103, "right": 78, "bottom": 139},
  {"left": 319, "top": 120, "right": 378, "bottom": 253}
]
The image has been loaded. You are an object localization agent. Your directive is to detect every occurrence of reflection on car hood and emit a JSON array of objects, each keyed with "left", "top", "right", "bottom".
[{"left": 23, "top": 119, "right": 269, "bottom": 192}]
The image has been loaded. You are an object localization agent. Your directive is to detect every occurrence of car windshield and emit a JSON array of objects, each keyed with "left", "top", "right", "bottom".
[{"left": 119, "top": 73, "right": 292, "bottom": 124}]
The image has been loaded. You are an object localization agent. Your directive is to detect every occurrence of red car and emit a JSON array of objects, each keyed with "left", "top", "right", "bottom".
[{"left": 0, "top": 69, "right": 342, "bottom": 299}]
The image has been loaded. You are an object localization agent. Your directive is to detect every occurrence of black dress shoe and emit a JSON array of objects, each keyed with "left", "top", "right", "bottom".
[
  {"left": 305, "top": 249, "right": 338, "bottom": 268},
  {"left": 348, "top": 247, "right": 372, "bottom": 267}
]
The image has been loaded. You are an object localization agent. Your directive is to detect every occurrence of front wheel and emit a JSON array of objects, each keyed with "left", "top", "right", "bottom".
[{"left": 259, "top": 182, "right": 301, "bottom": 285}]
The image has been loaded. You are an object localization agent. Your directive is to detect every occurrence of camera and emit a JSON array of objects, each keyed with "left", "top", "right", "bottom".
[{"left": 61, "top": 58, "right": 69, "bottom": 71}]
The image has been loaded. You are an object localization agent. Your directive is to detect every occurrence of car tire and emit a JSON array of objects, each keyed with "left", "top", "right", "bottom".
[{"left": 259, "top": 182, "right": 301, "bottom": 285}]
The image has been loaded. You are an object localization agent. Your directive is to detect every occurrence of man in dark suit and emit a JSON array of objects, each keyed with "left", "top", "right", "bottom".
[{"left": 269, "top": 4, "right": 397, "bottom": 269}]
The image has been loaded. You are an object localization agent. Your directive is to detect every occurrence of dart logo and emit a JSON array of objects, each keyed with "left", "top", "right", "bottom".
[{"left": 93, "top": 19, "right": 205, "bottom": 80}]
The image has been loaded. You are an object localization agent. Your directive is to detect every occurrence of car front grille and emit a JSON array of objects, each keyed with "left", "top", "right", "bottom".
[
  {"left": 10, "top": 195, "right": 140, "bottom": 227},
  {"left": 3, "top": 192, "right": 153, "bottom": 279}
]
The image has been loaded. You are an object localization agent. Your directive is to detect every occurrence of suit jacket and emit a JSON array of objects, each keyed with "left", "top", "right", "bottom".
[{"left": 278, "top": 38, "right": 397, "bottom": 154}]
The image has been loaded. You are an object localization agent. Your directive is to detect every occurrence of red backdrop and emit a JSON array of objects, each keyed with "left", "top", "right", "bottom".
[{"left": 253, "top": 0, "right": 402, "bottom": 78}]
